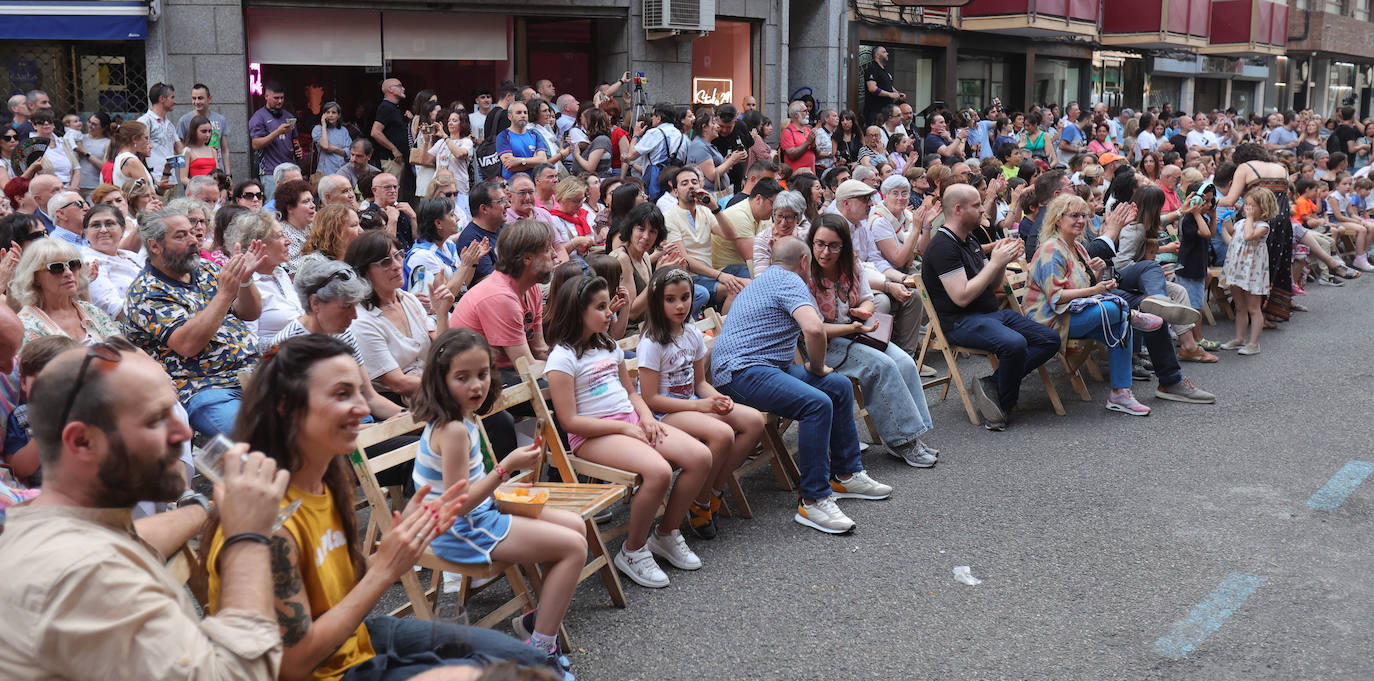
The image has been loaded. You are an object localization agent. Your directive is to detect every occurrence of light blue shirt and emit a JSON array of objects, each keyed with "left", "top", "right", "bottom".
[
  {"left": 49, "top": 225, "right": 88, "bottom": 247},
  {"left": 710, "top": 265, "right": 817, "bottom": 387}
]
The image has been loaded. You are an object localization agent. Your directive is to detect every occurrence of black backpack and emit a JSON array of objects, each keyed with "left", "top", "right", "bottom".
[{"left": 474, "top": 134, "right": 502, "bottom": 182}]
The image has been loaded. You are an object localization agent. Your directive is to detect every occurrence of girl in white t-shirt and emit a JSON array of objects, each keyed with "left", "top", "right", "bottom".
[
  {"left": 543, "top": 274, "right": 712, "bottom": 589},
  {"left": 637, "top": 267, "right": 763, "bottom": 540}
]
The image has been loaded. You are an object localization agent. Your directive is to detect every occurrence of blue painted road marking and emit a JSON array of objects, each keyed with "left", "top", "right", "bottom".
[
  {"left": 1306, "top": 461, "right": 1374, "bottom": 511},
  {"left": 1153, "top": 572, "right": 1266, "bottom": 660}
]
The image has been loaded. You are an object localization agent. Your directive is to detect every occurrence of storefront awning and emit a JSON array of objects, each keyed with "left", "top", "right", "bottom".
[{"left": 0, "top": 1, "right": 148, "bottom": 41}]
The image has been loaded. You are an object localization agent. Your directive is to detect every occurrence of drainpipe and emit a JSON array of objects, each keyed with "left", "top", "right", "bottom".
[
  {"left": 1289, "top": 9, "right": 1310, "bottom": 43},
  {"left": 780, "top": 0, "right": 790, "bottom": 130}
]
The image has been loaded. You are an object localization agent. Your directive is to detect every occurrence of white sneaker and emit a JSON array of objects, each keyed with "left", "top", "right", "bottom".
[
  {"left": 613, "top": 545, "right": 669, "bottom": 588},
  {"left": 794, "top": 497, "right": 856, "bottom": 534},
  {"left": 829, "top": 470, "right": 893, "bottom": 500},
  {"left": 645, "top": 528, "right": 702, "bottom": 570}
]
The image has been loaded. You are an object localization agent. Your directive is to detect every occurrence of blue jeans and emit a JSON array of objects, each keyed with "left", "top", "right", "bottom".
[
  {"left": 340, "top": 615, "right": 549, "bottom": 681},
  {"left": 1066, "top": 300, "right": 1133, "bottom": 390},
  {"left": 718, "top": 364, "right": 864, "bottom": 502},
  {"left": 183, "top": 388, "right": 241, "bottom": 437},
  {"left": 1115, "top": 260, "right": 1168, "bottom": 299},
  {"left": 826, "top": 337, "right": 932, "bottom": 448},
  {"left": 943, "top": 309, "right": 1061, "bottom": 413},
  {"left": 1110, "top": 289, "right": 1185, "bottom": 387},
  {"left": 1175, "top": 275, "right": 1206, "bottom": 309},
  {"left": 692, "top": 263, "right": 750, "bottom": 308}
]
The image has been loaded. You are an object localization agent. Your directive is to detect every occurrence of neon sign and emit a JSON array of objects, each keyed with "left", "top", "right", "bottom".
[
  {"left": 248, "top": 62, "right": 263, "bottom": 96},
  {"left": 693, "top": 78, "right": 733, "bottom": 106}
]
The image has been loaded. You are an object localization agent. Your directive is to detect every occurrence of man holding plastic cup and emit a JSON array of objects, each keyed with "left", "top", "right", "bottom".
[{"left": 0, "top": 337, "right": 292, "bottom": 681}]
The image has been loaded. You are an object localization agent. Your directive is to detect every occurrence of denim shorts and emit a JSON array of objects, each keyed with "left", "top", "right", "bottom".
[{"left": 1175, "top": 275, "right": 1206, "bottom": 309}]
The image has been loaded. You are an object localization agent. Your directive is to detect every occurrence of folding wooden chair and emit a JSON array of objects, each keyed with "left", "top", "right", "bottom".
[
  {"left": 1205, "top": 266, "right": 1233, "bottom": 323},
  {"left": 913, "top": 276, "right": 1068, "bottom": 424},
  {"left": 347, "top": 421, "right": 539, "bottom": 628}
]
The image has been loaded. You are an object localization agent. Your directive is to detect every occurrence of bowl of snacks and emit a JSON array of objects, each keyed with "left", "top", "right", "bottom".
[{"left": 493, "top": 484, "right": 548, "bottom": 518}]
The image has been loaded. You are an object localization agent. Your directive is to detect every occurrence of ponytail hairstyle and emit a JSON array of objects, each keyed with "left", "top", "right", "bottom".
[{"left": 543, "top": 275, "right": 613, "bottom": 357}]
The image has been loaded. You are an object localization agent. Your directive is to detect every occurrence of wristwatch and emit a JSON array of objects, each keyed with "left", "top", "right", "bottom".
[{"left": 174, "top": 489, "right": 212, "bottom": 513}]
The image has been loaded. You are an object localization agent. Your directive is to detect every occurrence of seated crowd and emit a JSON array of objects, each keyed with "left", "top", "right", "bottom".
[{"left": 0, "top": 77, "right": 1366, "bottom": 681}]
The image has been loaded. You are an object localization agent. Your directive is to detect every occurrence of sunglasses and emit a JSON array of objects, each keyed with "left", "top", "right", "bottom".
[
  {"left": 45, "top": 259, "right": 83, "bottom": 275},
  {"left": 237, "top": 191, "right": 264, "bottom": 201},
  {"left": 442, "top": 191, "right": 459, "bottom": 199},
  {"left": 371, "top": 251, "right": 405, "bottom": 268},
  {"left": 60, "top": 337, "right": 136, "bottom": 426},
  {"left": 59, "top": 199, "right": 89, "bottom": 211},
  {"left": 16, "top": 229, "right": 45, "bottom": 244},
  {"left": 305, "top": 268, "right": 356, "bottom": 297},
  {"left": 1, "top": 135, "right": 16, "bottom": 141}
]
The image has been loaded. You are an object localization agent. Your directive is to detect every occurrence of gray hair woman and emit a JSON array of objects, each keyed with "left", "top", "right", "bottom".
[
  {"left": 270, "top": 253, "right": 403, "bottom": 419},
  {"left": 753, "top": 190, "right": 807, "bottom": 272},
  {"left": 226, "top": 210, "right": 299, "bottom": 344},
  {"left": 14, "top": 237, "right": 120, "bottom": 345}
]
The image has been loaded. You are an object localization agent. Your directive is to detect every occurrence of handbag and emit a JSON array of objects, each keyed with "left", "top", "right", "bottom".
[{"left": 844, "top": 312, "right": 893, "bottom": 352}]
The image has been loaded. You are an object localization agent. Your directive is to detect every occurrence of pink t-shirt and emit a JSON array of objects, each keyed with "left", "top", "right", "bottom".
[{"left": 450, "top": 271, "right": 542, "bottom": 368}]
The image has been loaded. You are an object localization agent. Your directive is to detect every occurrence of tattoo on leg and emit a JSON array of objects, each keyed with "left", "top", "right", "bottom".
[{"left": 269, "top": 535, "right": 304, "bottom": 600}]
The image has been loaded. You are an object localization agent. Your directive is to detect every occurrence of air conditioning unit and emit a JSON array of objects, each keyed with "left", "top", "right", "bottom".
[{"left": 644, "top": 0, "right": 715, "bottom": 34}]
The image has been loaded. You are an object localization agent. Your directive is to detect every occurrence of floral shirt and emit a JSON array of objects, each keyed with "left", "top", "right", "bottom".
[
  {"left": 19, "top": 301, "right": 121, "bottom": 346},
  {"left": 1021, "top": 235, "right": 1093, "bottom": 341},
  {"left": 123, "top": 261, "right": 260, "bottom": 402}
]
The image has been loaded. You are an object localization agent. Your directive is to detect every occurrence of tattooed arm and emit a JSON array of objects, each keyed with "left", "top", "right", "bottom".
[{"left": 269, "top": 528, "right": 425, "bottom": 681}]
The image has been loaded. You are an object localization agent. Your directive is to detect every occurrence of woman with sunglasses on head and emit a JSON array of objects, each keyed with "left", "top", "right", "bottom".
[
  {"left": 221, "top": 210, "right": 300, "bottom": 345},
  {"left": 345, "top": 230, "right": 452, "bottom": 401},
  {"left": 120, "top": 177, "right": 163, "bottom": 221},
  {"left": 81, "top": 205, "right": 145, "bottom": 321},
  {"left": 269, "top": 254, "right": 404, "bottom": 419},
  {"left": 110, "top": 120, "right": 154, "bottom": 190},
  {"left": 231, "top": 178, "right": 265, "bottom": 212},
  {"left": 13, "top": 237, "right": 119, "bottom": 345}
]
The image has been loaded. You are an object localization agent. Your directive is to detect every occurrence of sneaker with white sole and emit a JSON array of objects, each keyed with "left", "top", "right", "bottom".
[
  {"left": 1155, "top": 377, "right": 1215, "bottom": 404},
  {"left": 888, "top": 440, "right": 936, "bottom": 468},
  {"left": 794, "top": 497, "right": 856, "bottom": 534},
  {"left": 613, "top": 545, "right": 669, "bottom": 588},
  {"left": 1138, "top": 296, "right": 1201, "bottom": 326},
  {"left": 1105, "top": 389, "right": 1151, "bottom": 416},
  {"left": 1218, "top": 339, "right": 1245, "bottom": 351},
  {"left": 829, "top": 470, "right": 893, "bottom": 500},
  {"left": 918, "top": 439, "right": 939, "bottom": 458},
  {"left": 645, "top": 528, "right": 702, "bottom": 570},
  {"left": 1238, "top": 343, "right": 1261, "bottom": 356}
]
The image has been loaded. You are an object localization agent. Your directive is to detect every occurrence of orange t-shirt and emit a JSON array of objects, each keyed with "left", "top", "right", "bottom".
[{"left": 1292, "top": 196, "right": 1318, "bottom": 226}]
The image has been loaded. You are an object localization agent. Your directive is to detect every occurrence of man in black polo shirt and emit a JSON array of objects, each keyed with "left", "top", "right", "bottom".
[
  {"left": 922, "top": 183, "right": 1060, "bottom": 430},
  {"left": 712, "top": 104, "right": 754, "bottom": 189}
]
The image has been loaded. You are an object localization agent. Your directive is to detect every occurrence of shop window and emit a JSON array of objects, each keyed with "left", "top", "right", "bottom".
[
  {"left": 1148, "top": 76, "right": 1183, "bottom": 110},
  {"left": 956, "top": 57, "right": 1006, "bottom": 112},
  {"left": 0, "top": 41, "right": 146, "bottom": 119},
  {"left": 692, "top": 21, "right": 754, "bottom": 108},
  {"left": 1033, "top": 58, "right": 1078, "bottom": 109}
]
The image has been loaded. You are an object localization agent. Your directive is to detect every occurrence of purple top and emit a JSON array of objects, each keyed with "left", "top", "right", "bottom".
[{"left": 248, "top": 106, "right": 295, "bottom": 173}]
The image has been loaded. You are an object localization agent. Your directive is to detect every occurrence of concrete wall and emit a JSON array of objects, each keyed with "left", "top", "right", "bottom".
[
  {"left": 146, "top": 0, "right": 250, "bottom": 177},
  {"left": 788, "top": 0, "right": 847, "bottom": 112}
]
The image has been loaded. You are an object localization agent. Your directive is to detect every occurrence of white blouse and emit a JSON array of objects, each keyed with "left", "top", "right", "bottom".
[
  {"left": 251, "top": 266, "right": 305, "bottom": 346},
  {"left": 349, "top": 290, "right": 435, "bottom": 382},
  {"left": 82, "top": 246, "right": 146, "bottom": 319}
]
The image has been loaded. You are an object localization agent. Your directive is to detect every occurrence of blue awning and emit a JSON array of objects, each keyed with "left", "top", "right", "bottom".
[{"left": 0, "top": 1, "right": 148, "bottom": 41}]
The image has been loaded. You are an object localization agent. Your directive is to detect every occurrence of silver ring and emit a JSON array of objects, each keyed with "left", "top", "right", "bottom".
[
  {"left": 239, "top": 453, "right": 250, "bottom": 465},
  {"left": 415, "top": 532, "right": 425, "bottom": 541}
]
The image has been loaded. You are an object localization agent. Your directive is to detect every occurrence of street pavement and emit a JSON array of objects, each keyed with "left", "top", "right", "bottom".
[{"left": 381, "top": 280, "right": 1374, "bottom": 680}]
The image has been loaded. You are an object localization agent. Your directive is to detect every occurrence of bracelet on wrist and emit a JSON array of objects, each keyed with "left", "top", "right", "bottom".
[
  {"left": 218, "top": 532, "right": 271, "bottom": 566},
  {"left": 494, "top": 465, "right": 511, "bottom": 481}
]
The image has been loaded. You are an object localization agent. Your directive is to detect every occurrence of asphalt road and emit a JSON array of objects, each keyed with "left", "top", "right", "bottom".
[{"left": 381, "top": 280, "right": 1374, "bottom": 681}]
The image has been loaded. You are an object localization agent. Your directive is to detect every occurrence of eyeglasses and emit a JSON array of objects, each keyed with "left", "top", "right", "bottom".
[
  {"left": 84, "top": 220, "right": 121, "bottom": 234},
  {"left": 813, "top": 240, "right": 843, "bottom": 253},
  {"left": 59, "top": 337, "right": 135, "bottom": 427},
  {"left": 305, "top": 268, "right": 356, "bottom": 297},
  {"left": 238, "top": 191, "right": 263, "bottom": 201},
  {"left": 189, "top": 217, "right": 209, "bottom": 227},
  {"left": 371, "top": 251, "right": 405, "bottom": 268},
  {"left": 375, "top": 184, "right": 399, "bottom": 192},
  {"left": 1063, "top": 212, "right": 1090, "bottom": 221},
  {"left": 45, "top": 259, "right": 83, "bottom": 275},
  {"left": 59, "top": 199, "right": 89, "bottom": 211},
  {"left": 512, "top": 189, "right": 535, "bottom": 197},
  {"left": 771, "top": 212, "right": 800, "bottom": 222}
]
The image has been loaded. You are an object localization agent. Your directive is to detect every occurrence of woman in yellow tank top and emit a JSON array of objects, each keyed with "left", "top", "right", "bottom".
[{"left": 204, "top": 334, "right": 558, "bottom": 681}]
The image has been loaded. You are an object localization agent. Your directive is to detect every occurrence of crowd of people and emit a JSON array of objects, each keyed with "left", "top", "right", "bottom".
[{"left": 0, "top": 69, "right": 1369, "bottom": 681}]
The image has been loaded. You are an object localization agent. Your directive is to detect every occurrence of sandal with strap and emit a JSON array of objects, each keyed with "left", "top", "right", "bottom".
[
  {"left": 1198, "top": 339, "right": 1221, "bottom": 352},
  {"left": 1335, "top": 265, "right": 1362, "bottom": 279}
]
